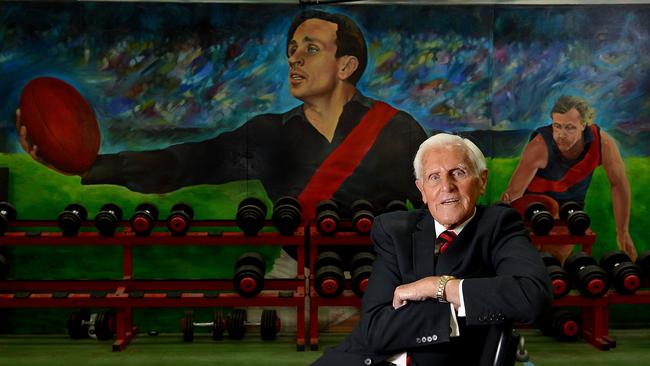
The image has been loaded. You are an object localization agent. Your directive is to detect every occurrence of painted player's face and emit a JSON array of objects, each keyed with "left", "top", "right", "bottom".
[
  {"left": 415, "top": 144, "right": 488, "bottom": 229},
  {"left": 551, "top": 108, "right": 586, "bottom": 155},
  {"left": 287, "top": 19, "right": 344, "bottom": 101}
]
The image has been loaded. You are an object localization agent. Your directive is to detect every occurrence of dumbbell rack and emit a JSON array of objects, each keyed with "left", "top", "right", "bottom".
[
  {"left": 550, "top": 290, "right": 650, "bottom": 351},
  {"left": 529, "top": 223, "right": 617, "bottom": 350},
  {"left": 529, "top": 224, "right": 596, "bottom": 254},
  {"left": 308, "top": 224, "right": 370, "bottom": 350},
  {"left": 0, "top": 219, "right": 306, "bottom": 351},
  {"left": 531, "top": 222, "right": 646, "bottom": 351}
]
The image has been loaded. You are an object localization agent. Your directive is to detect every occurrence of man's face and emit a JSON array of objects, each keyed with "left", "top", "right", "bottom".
[
  {"left": 415, "top": 144, "right": 487, "bottom": 228},
  {"left": 551, "top": 108, "right": 586, "bottom": 154},
  {"left": 287, "top": 19, "right": 342, "bottom": 100}
]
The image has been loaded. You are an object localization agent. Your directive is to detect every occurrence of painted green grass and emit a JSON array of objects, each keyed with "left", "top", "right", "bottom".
[
  {"left": 1, "top": 153, "right": 649, "bottom": 277},
  {"left": 0, "top": 153, "right": 281, "bottom": 280}
]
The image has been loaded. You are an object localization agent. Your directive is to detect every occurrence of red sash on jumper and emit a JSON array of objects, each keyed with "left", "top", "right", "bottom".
[
  {"left": 297, "top": 101, "right": 398, "bottom": 220},
  {"left": 527, "top": 124, "right": 601, "bottom": 194}
]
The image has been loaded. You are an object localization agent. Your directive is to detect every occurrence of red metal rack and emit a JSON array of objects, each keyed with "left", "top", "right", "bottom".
[
  {"left": 552, "top": 290, "right": 650, "bottom": 351},
  {"left": 530, "top": 225, "right": 596, "bottom": 254},
  {"left": 0, "top": 222, "right": 306, "bottom": 351}
]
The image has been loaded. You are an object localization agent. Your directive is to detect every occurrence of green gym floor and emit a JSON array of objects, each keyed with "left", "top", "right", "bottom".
[{"left": 1, "top": 329, "right": 649, "bottom": 366}]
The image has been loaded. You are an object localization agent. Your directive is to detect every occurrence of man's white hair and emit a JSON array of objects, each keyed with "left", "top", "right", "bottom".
[{"left": 413, "top": 133, "right": 487, "bottom": 180}]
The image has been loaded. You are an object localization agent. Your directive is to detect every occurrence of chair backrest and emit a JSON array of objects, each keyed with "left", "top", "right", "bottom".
[{"left": 479, "top": 321, "right": 519, "bottom": 366}]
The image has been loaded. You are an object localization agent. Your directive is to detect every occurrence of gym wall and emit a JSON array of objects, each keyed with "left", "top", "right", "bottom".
[{"left": 0, "top": 1, "right": 649, "bottom": 330}]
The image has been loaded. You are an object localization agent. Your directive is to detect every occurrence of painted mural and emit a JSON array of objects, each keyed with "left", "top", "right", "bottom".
[{"left": 0, "top": 2, "right": 649, "bottom": 329}]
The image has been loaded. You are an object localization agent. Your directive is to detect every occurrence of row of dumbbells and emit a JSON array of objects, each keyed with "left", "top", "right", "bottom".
[
  {"left": 181, "top": 309, "right": 280, "bottom": 342},
  {"left": 0, "top": 201, "right": 198, "bottom": 237},
  {"left": 313, "top": 250, "right": 376, "bottom": 298},
  {"left": 59, "top": 202, "right": 195, "bottom": 236},
  {"left": 523, "top": 200, "right": 590, "bottom": 236},
  {"left": 1, "top": 197, "right": 410, "bottom": 237},
  {"left": 542, "top": 250, "right": 650, "bottom": 298},
  {"left": 0, "top": 198, "right": 303, "bottom": 237},
  {"left": 315, "top": 199, "right": 407, "bottom": 236}
]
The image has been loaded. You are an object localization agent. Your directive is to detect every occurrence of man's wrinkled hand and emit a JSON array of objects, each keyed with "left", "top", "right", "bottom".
[{"left": 392, "top": 276, "right": 437, "bottom": 310}]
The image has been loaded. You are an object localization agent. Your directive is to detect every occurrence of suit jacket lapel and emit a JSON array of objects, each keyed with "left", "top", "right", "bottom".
[{"left": 412, "top": 210, "right": 436, "bottom": 278}]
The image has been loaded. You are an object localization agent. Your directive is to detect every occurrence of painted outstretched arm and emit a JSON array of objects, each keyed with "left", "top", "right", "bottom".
[
  {"left": 80, "top": 127, "right": 250, "bottom": 194},
  {"left": 17, "top": 106, "right": 251, "bottom": 193},
  {"left": 601, "top": 132, "right": 637, "bottom": 261},
  {"left": 501, "top": 135, "right": 548, "bottom": 203}
]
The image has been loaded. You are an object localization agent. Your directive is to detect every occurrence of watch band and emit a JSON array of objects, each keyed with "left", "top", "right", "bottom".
[{"left": 436, "top": 275, "right": 456, "bottom": 303}]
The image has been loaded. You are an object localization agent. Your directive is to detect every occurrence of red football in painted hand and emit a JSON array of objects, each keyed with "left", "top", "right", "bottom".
[{"left": 19, "top": 77, "right": 100, "bottom": 174}]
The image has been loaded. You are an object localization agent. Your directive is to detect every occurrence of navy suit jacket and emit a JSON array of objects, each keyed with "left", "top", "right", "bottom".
[{"left": 312, "top": 205, "right": 551, "bottom": 366}]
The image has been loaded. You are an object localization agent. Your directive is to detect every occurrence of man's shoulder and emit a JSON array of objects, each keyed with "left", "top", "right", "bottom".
[
  {"left": 474, "top": 204, "right": 524, "bottom": 229},
  {"left": 374, "top": 208, "right": 427, "bottom": 233},
  {"left": 355, "top": 93, "right": 420, "bottom": 126}
]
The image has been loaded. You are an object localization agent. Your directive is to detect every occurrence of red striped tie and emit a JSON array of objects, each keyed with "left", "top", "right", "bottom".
[{"left": 436, "top": 230, "right": 457, "bottom": 255}]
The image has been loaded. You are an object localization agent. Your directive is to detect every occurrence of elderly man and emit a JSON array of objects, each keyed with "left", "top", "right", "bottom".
[{"left": 312, "top": 133, "right": 550, "bottom": 366}]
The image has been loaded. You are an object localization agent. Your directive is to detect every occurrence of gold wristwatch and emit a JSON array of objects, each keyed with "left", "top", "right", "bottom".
[{"left": 436, "top": 275, "right": 456, "bottom": 303}]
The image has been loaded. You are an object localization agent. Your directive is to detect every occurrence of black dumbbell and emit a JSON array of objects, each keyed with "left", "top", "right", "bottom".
[
  {"left": 225, "top": 308, "right": 279, "bottom": 341},
  {"left": 227, "top": 308, "right": 247, "bottom": 340},
  {"left": 316, "top": 200, "right": 340, "bottom": 235},
  {"left": 272, "top": 196, "right": 301, "bottom": 235},
  {"left": 180, "top": 311, "right": 197, "bottom": 342},
  {"left": 0, "top": 253, "right": 9, "bottom": 279},
  {"left": 129, "top": 203, "right": 159, "bottom": 236},
  {"left": 637, "top": 251, "right": 650, "bottom": 287},
  {"left": 384, "top": 199, "right": 407, "bottom": 213},
  {"left": 539, "top": 252, "right": 571, "bottom": 299},
  {"left": 0, "top": 202, "right": 17, "bottom": 235},
  {"left": 166, "top": 203, "right": 194, "bottom": 236},
  {"left": 539, "top": 309, "right": 581, "bottom": 342},
  {"left": 58, "top": 203, "right": 88, "bottom": 236},
  {"left": 236, "top": 198, "right": 267, "bottom": 236},
  {"left": 600, "top": 251, "right": 643, "bottom": 295},
  {"left": 559, "top": 201, "right": 590, "bottom": 236},
  {"left": 92, "top": 310, "right": 116, "bottom": 340},
  {"left": 260, "top": 309, "right": 281, "bottom": 341},
  {"left": 314, "top": 251, "right": 345, "bottom": 298},
  {"left": 68, "top": 309, "right": 91, "bottom": 339},
  {"left": 68, "top": 309, "right": 115, "bottom": 340},
  {"left": 233, "top": 252, "right": 265, "bottom": 297},
  {"left": 350, "top": 251, "right": 375, "bottom": 297},
  {"left": 181, "top": 308, "right": 247, "bottom": 341},
  {"left": 524, "top": 202, "right": 554, "bottom": 236},
  {"left": 564, "top": 252, "right": 610, "bottom": 298},
  {"left": 351, "top": 199, "right": 375, "bottom": 235},
  {"left": 94, "top": 203, "right": 123, "bottom": 236},
  {"left": 181, "top": 310, "right": 227, "bottom": 342}
]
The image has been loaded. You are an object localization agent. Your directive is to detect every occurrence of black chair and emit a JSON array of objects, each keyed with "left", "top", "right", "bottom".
[{"left": 480, "top": 321, "right": 525, "bottom": 366}]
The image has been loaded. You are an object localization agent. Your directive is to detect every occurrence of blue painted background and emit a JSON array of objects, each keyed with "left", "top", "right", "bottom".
[{"left": 1, "top": 3, "right": 648, "bottom": 156}]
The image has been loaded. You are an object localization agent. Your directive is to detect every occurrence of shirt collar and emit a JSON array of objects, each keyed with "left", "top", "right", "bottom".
[
  {"left": 434, "top": 207, "right": 477, "bottom": 238},
  {"left": 280, "top": 91, "right": 371, "bottom": 124}
]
